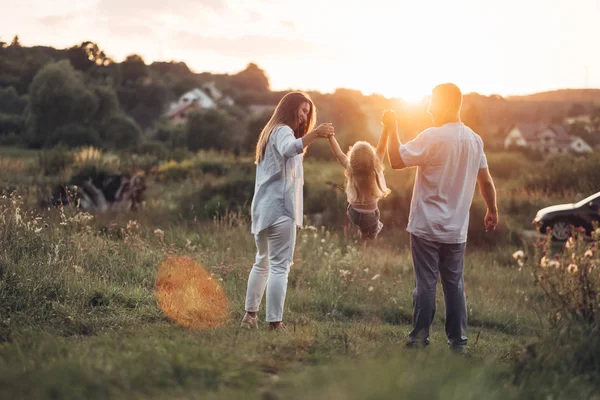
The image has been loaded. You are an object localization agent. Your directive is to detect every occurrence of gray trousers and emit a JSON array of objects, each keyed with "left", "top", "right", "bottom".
[{"left": 408, "top": 234, "right": 468, "bottom": 349}]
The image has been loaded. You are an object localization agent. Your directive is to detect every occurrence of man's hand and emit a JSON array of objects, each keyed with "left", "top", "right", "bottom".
[
  {"left": 484, "top": 208, "right": 499, "bottom": 232},
  {"left": 381, "top": 109, "right": 397, "bottom": 128}
]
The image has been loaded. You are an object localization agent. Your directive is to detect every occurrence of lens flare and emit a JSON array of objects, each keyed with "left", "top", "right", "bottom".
[{"left": 155, "top": 256, "right": 229, "bottom": 329}]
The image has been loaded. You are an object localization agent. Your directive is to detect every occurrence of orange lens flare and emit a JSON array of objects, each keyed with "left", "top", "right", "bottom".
[{"left": 155, "top": 256, "right": 229, "bottom": 329}]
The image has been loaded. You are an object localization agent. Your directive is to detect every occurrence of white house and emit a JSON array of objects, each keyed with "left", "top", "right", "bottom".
[
  {"left": 179, "top": 88, "right": 217, "bottom": 109},
  {"left": 164, "top": 82, "right": 234, "bottom": 124},
  {"left": 504, "top": 123, "right": 542, "bottom": 149},
  {"left": 569, "top": 136, "right": 594, "bottom": 153},
  {"left": 504, "top": 123, "right": 593, "bottom": 155}
]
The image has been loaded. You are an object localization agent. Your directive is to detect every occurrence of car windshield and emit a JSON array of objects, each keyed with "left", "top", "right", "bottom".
[{"left": 575, "top": 191, "right": 600, "bottom": 208}]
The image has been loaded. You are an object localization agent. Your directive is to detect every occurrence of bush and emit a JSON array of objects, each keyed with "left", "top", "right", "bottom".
[
  {"left": 0, "top": 132, "right": 23, "bottom": 146},
  {"left": 486, "top": 152, "right": 532, "bottom": 180},
  {"left": 186, "top": 109, "right": 239, "bottom": 152},
  {"left": 179, "top": 176, "right": 255, "bottom": 220},
  {"left": 521, "top": 153, "right": 600, "bottom": 195},
  {"left": 512, "top": 227, "right": 600, "bottom": 396},
  {"left": 36, "top": 146, "right": 72, "bottom": 176},
  {"left": 101, "top": 114, "right": 142, "bottom": 150},
  {"left": 0, "top": 113, "right": 24, "bottom": 135},
  {"left": 134, "top": 140, "right": 169, "bottom": 158},
  {"left": 47, "top": 123, "right": 101, "bottom": 148},
  {"left": 0, "top": 86, "right": 28, "bottom": 115},
  {"left": 153, "top": 122, "right": 186, "bottom": 149}
]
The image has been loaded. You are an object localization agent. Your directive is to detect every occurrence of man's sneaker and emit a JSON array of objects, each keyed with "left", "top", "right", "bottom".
[
  {"left": 240, "top": 313, "right": 258, "bottom": 329},
  {"left": 405, "top": 336, "right": 430, "bottom": 349}
]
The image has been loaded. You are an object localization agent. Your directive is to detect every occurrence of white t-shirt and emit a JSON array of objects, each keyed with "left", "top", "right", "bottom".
[{"left": 399, "top": 122, "right": 488, "bottom": 244}]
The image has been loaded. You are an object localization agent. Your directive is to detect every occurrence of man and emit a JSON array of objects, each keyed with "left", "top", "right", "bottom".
[{"left": 383, "top": 83, "right": 498, "bottom": 351}]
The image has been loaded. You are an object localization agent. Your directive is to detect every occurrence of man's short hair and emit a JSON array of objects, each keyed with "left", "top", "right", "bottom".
[{"left": 432, "top": 83, "right": 462, "bottom": 113}]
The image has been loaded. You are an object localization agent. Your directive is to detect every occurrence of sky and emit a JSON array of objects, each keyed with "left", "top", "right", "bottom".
[{"left": 2, "top": 0, "right": 600, "bottom": 101}]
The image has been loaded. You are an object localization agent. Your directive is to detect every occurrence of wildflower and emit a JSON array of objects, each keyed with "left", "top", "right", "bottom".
[
  {"left": 368, "top": 286, "right": 374, "bottom": 292},
  {"left": 548, "top": 260, "right": 561, "bottom": 269},
  {"left": 127, "top": 220, "right": 140, "bottom": 231},
  {"left": 512, "top": 250, "right": 525, "bottom": 260},
  {"left": 567, "top": 264, "right": 579, "bottom": 275},
  {"left": 565, "top": 237, "right": 575, "bottom": 249},
  {"left": 72, "top": 265, "right": 84, "bottom": 274},
  {"left": 154, "top": 228, "right": 165, "bottom": 238},
  {"left": 585, "top": 249, "right": 594, "bottom": 258},
  {"left": 339, "top": 269, "right": 351, "bottom": 278},
  {"left": 321, "top": 238, "right": 325, "bottom": 243},
  {"left": 540, "top": 256, "right": 549, "bottom": 268},
  {"left": 371, "top": 274, "right": 381, "bottom": 281}
]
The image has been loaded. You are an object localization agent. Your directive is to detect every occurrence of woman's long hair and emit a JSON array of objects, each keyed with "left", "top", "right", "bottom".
[
  {"left": 255, "top": 92, "right": 316, "bottom": 164},
  {"left": 345, "top": 141, "right": 390, "bottom": 203}
]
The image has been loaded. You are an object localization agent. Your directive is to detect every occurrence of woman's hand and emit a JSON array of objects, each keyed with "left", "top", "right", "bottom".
[{"left": 313, "top": 123, "right": 335, "bottom": 138}]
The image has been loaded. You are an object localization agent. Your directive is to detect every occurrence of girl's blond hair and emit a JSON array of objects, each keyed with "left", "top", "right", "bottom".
[
  {"left": 255, "top": 92, "right": 316, "bottom": 164},
  {"left": 345, "top": 141, "right": 390, "bottom": 203}
]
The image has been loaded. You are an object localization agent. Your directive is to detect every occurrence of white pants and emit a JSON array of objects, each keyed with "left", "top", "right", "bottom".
[{"left": 244, "top": 216, "right": 296, "bottom": 322}]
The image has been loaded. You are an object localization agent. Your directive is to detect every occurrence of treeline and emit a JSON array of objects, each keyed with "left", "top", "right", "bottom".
[{"left": 1, "top": 38, "right": 598, "bottom": 155}]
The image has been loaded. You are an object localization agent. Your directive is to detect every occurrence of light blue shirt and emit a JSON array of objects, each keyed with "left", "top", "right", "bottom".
[
  {"left": 400, "top": 123, "right": 488, "bottom": 244},
  {"left": 251, "top": 125, "right": 304, "bottom": 234}
]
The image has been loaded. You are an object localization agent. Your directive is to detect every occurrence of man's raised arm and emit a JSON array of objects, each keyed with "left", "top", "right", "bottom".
[{"left": 382, "top": 110, "right": 406, "bottom": 170}]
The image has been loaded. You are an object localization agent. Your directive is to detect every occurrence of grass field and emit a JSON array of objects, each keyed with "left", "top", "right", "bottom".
[{"left": 0, "top": 147, "right": 599, "bottom": 399}]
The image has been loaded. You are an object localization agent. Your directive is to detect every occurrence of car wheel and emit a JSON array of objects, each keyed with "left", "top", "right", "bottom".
[{"left": 550, "top": 220, "right": 571, "bottom": 241}]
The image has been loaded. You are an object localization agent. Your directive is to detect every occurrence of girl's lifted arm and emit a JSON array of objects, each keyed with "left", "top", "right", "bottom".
[{"left": 328, "top": 135, "right": 349, "bottom": 169}]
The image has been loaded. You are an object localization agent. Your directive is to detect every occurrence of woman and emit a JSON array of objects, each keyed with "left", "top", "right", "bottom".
[{"left": 241, "top": 92, "right": 334, "bottom": 330}]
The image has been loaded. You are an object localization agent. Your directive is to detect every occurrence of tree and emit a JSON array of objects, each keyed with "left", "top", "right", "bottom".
[
  {"left": 243, "top": 111, "right": 271, "bottom": 151},
  {"left": 101, "top": 114, "right": 142, "bottom": 150},
  {"left": 154, "top": 121, "right": 186, "bottom": 149},
  {"left": 27, "top": 60, "right": 99, "bottom": 147},
  {"left": 118, "top": 82, "right": 169, "bottom": 129},
  {"left": 10, "top": 35, "right": 21, "bottom": 47},
  {"left": 0, "top": 86, "right": 28, "bottom": 115},
  {"left": 568, "top": 103, "right": 586, "bottom": 117},
  {"left": 47, "top": 123, "right": 100, "bottom": 147},
  {"left": 186, "top": 109, "right": 237, "bottom": 151},
  {"left": 231, "top": 63, "right": 270, "bottom": 93},
  {"left": 92, "top": 85, "right": 119, "bottom": 123},
  {"left": 67, "top": 41, "right": 111, "bottom": 72},
  {"left": 461, "top": 103, "right": 483, "bottom": 137},
  {"left": 0, "top": 113, "right": 25, "bottom": 136},
  {"left": 119, "top": 54, "right": 149, "bottom": 86}
]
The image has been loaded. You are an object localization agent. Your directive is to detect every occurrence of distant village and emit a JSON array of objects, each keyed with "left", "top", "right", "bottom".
[{"left": 164, "top": 82, "right": 598, "bottom": 157}]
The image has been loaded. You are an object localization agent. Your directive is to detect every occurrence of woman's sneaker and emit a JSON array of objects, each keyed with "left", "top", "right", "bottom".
[{"left": 240, "top": 313, "right": 258, "bottom": 329}]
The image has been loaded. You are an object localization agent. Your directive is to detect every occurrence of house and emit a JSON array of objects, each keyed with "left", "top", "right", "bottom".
[
  {"left": 504, "top": 123, "right": 543, "bottom": 149},
  {"left": 164, "top": 98, "right": 204, "bottom": 125},
  {"left": 178, "top": 88, "right": 217, "bottom": 109},
  {"left": 164, "top": 83, "right": 232, "bottom": 125},
  {"left": 504, "top": 123, "right": 593, "bottom": 154},
  {"left": 569, "top": 136, "right": 594, "bottom": 153}
]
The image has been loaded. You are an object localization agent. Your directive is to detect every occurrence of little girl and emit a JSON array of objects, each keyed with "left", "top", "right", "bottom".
[{"left": 328, "top": 111, "right": 393, "bottom": 239}]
